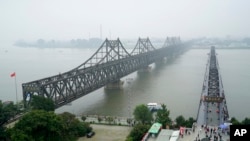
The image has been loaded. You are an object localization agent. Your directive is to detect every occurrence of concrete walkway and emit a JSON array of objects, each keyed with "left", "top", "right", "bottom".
[
  {"left": 179, "top": 125, "right": 229, "bottom": 141},
  {"left": 77, "top": 115, "right": 134, "bottom": 126}
]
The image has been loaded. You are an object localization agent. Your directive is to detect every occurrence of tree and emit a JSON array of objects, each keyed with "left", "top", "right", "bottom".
[
  {"left": 0, "top": 101, "right": 17, "bottom": 140},
  {"left": 58, "top": 112, "right": 92, "bottom": 139},
  {"left": 30, "top": 95, "right": 55, "bottom": 111},
  {"left": 8, "top": 111, "right": 91, "bottom": 141},
  {"left": 81, "top": 115, "right": 87, "bottom": 121},
  {"left": 133, "top": 104, "right": 152, "bottom": 125},
  {"left": 8, "top": 110, "right": 63, "bottom": 141},
  {"left": 231, "top": 117, "right": 241, "bottom": 125},
  {"left": 186, "top": 117, "right": 196, "bottom": 128},
  {"left": 105, "top": 116, "right": 114, "bottom": 125},
  {"left": 0, "top": 101, "right": 17, "bottom": 126},
  {"left": 241, "top": 117, "right": 250, "bottom": 125},
  {"left": 155, "top": 104, "right": 172, "bottom": 129},
  {"left": 97, "top": 116, "right": 103, "bottom": 123},
  {"left": 175, "top": 115, "right": 186, "bottom": 128},
  {"left": 59, "top": 112, "right": 79, "bottom": 139},
  {"left": 126, "top": 124, "right": 150, "bottom": 141}
]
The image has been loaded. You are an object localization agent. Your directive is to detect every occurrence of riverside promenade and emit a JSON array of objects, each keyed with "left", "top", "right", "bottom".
[{"left": 77, "top": 115, "right": 133, "bottom": 126}]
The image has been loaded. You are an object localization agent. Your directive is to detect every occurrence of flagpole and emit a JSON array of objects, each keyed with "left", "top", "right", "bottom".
[
  {"left": 14, "top": 74, "right": 18, "bottom": 107},
  {"left": 11, "top": 72, "right": 18, "bottom": 114}
]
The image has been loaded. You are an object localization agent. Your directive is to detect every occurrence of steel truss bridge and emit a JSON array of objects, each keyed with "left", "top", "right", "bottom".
[
  {"left": 22, "top": 37, "right": 183, "bottom": 108},
  {"left": 197, "top": 46, "right": 229, "bottom": 126}
]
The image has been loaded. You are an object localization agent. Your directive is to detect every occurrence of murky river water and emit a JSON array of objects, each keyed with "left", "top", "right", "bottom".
[{"left": 1, "top": 46, "right": 249, "bottom": 120}]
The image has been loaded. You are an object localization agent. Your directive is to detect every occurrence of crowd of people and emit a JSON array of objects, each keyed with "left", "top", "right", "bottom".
[{"left": 194, "top": 124, "right": 229, "bottom": 141}]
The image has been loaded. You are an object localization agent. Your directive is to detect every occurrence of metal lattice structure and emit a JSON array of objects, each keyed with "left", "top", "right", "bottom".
[
  {"left": 74, "top": 38, "right": 131, "bottom": 69},
  {"left": 197, "top": 46, "right": 229, "bottom": 126},
  {"left": 22, "top": 37, "right": 183, "bottom": 108},
  {"left": 130, "top": 37, "right": 155, "bottom": 55},
  {"left": 162, "top": 36, "right": 181, "bottom": 47}
]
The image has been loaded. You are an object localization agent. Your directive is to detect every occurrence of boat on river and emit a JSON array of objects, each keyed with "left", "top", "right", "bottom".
[{"left": 147, "top": 103, "right": 162, "bottom": 112}]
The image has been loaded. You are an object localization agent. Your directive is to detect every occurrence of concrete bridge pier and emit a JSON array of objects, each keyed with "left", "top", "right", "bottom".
[
  {"left": 159, "top": 57, "right": 168, "bottom": 63},
  {"left": 163, "top": 57, "right": 167, "bottom": 62},
  {"left": 138, "top": 66, "right": 152, "bottom": 73},
  {"left": 104, "top": 80, "right": 124, "bottom": 89}
]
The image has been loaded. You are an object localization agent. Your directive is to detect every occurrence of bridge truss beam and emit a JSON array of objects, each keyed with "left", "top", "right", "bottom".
[{"left": 22, "top": 37, "right": 182, "bottom": 108}]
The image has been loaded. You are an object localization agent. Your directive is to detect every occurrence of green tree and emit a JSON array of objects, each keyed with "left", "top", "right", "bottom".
[
  {"left": 8, "top": 110, "right": 63, "bottom": 141},
  {"left": 58, "top": 112, "right": 91, "bottom": 139},
  {"left": 81, "top": 115, "right": 87, "bottom": 122},
  {"left": 30, "top": 95, "right": 55, "bottom": 111},
  {"left": 106, "top": 116, "right": 114, "bottom": 124},
  {"left": 241, "top": 117, "right": 250, "bottom": 125},
  {"left": 8, "top": 111, "right": 91, "bottom": 141},
  {"left": 0, "top": 126, "right": 7, "bottom": 141},
  {"left": 186, "top": 117, "right": 195, "bottom": 128},
  {"left": 133, "top": 104, "right": 152, "bottom": 125},
  {"left": 97, "top": 116, "right": 103, "bottom": 123},
  {"left": 126, "top": 124, "right": 150, "bottom": 141},
  {"left": 59, "top": 112, "right": 79, "bottom": 139},
  {"left": 155, "top": 104, "right": 172, "bottom": 129},
  {"left": 231, "top": 117, "right": 241, "bottom": 125},
  {"left": 0, "top": 101, "right": 17, "bottom": 140},
  {"left": 0, "top": 101, "right": 17, "bottom": 126},
  {"left": 175, "top": 115, "right": 186, "bottom": 128}
]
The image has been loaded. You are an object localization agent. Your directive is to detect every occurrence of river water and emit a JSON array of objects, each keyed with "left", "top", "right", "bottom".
[{"left": 0, "top": 46, "right": 249, "bottom": 121}]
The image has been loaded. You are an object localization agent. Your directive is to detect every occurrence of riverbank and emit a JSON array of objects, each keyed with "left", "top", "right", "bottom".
[{"left": 78, "top": 124, "right": 132, "bottom": 141}]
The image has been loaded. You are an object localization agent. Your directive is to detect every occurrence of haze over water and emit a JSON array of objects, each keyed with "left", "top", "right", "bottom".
[{"left": 1, "top": 46, "right": 249, "bottom": 121}]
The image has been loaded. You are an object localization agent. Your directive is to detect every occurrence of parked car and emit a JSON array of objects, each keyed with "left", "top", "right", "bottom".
[{"left": 87, "top": 131, "right": 95, "bottom": 138}]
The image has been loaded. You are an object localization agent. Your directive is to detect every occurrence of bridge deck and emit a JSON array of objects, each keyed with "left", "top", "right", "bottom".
[
  {"left": 179, "top": 124, "right": 230, "bottom": 141},
  {"left": 196, "top": 46, "right": 229, "bottom": 127},
  {"left": 197, "top": 102, "right": 219, "bottom": 126}
]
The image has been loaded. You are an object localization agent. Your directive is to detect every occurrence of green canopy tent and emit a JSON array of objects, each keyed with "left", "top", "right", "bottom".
[{"left": 148, "top": 122, "right": 162, "bottom": 135}]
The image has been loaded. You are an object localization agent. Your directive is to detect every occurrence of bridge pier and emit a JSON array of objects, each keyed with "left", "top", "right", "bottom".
[
  {"left": 156, "top": 57, "right": 168, "bottom": 64},
  {"left": 163, "top": 57, "right": 167, "bottom": 62},
  {"left": 104, "top": 80, "right": 124, "bottom": 90},
  {"left": 138, "top": 66, "right": 152, "bottom": 73}
]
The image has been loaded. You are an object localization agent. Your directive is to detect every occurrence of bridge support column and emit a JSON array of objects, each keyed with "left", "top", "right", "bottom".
[
  {"left": 163, "top": 57, "right": 167, "bottom": 62},
  {"left": 138, "top": 66, "right": 152, "bottom": 73},
  {"left": 104, "top": 80, "right": 124, "bottom": 89}
]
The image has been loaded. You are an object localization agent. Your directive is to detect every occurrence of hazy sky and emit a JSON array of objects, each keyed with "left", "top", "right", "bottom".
[{"left": 1, "top": 0, "right": 250, "bottom": 43}]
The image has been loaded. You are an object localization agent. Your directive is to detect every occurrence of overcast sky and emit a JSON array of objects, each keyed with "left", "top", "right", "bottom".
[{"left": 1, "top": 0, "right": 250, "bottom": 43}]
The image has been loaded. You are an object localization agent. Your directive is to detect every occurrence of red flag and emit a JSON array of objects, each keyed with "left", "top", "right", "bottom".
[{"left": 10, "top": 72, "right": 16, "bottom": 77}]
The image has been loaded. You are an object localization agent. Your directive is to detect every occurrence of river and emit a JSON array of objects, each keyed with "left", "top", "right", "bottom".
[{"left": 0, "top": 46, "right": 249, "bottom": 121}]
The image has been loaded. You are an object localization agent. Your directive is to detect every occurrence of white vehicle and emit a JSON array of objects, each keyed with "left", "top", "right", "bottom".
[{"left": 169, "top": 131, "right": 180, "bottom": 141}]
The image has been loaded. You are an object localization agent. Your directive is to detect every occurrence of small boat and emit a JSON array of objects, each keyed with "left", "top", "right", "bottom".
[{"left": 147, "top": 103, "right": 162, "bottom": 112}]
